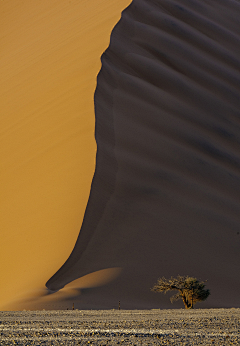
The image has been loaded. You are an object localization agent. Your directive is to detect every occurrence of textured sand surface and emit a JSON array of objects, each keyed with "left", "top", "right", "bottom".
[
  {"left": 46, "top": 0, "right": 240, "bottom": 309},
  {"left": 0, "top": 309, "right": 239, "bottom": 345},
  {"left": 0, "top": 0, "right": 131, "bottom": 310}
]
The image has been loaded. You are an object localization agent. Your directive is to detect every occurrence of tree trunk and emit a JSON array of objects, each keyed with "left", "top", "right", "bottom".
[{"left": 181, "top": 292, "right": 191, "bottom": 309}]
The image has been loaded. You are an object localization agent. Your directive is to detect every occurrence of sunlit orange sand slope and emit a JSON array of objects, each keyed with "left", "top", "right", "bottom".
[
  {"left": 0, "top": 0, "right": 131, "bottom": 310},
  {"left": 47, "top": 0, "right": 240, "bottom": 309}
]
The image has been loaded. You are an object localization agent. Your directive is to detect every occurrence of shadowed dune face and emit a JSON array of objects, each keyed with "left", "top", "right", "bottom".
[
  {"left": 43, "top": 0, "right": 240, "bottom": 309},
  {"left": 46, "top": 0, "right": 240, "bottom": 308}
]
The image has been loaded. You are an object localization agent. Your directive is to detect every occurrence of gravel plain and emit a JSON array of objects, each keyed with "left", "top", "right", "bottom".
[{"left": 0, "top": 309, "right": 239, "bottom": 345}]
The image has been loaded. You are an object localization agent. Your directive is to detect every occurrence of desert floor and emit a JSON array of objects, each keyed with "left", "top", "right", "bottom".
[{"left": 0, "top": 309, "right": 239, "bottom": 345}]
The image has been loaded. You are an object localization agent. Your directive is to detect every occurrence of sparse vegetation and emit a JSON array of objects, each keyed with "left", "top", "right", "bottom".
[{"left": 151, "top": 275, "right": 210, "bottom": 309}]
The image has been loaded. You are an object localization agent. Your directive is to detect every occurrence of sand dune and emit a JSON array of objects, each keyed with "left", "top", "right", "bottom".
[
  {"left": 0, "top": 0, "right": 131, "bottom": 310},
  {"left": 46, "top": 0, "right": 240, "bottom": 309}
]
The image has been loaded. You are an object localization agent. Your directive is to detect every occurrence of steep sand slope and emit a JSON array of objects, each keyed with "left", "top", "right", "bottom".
[
  {"left": 46, "top": 0, "right": 240, "bottom": 309},
  {"left": 0, "top": 0, "right": 131, "bottom": 310}
]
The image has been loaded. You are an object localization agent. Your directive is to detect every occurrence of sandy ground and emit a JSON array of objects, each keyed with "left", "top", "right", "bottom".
[{"left": 0, "top": 309, "right": 239, "bottom": 345}]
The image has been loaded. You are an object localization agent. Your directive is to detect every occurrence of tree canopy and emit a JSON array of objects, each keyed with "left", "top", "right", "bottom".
[{"left": 151, "top": 275, "right": 210, "bottom": 309}]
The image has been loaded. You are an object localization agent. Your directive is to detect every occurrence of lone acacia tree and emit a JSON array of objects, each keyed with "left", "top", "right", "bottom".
[{"left": 151, "top": 275, "right": 210, "bottom": 309}]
